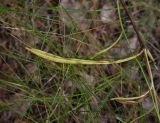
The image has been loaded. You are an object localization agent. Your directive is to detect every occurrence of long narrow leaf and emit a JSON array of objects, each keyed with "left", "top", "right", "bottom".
[
  {"left": 26, "top": 47, "right": 144, "bottom": 65},
  {"left": 92, "top": 32, "right": 123, "bottom": 59}
]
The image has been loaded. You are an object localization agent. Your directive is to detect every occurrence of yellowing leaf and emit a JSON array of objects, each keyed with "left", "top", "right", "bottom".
[{"left": 26, "top": 47, "right": 144, "bottom": 65}]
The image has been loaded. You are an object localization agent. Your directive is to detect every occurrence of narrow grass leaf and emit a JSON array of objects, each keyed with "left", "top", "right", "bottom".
[
  {"left": 26, "top": 47, "right": 144, "bottom": 65},
  {"left": 111, "top": 90, "right": 149, "bottom": 103},
  {"left": 92, "top": 32, "right": 123, "bottom": 59}
]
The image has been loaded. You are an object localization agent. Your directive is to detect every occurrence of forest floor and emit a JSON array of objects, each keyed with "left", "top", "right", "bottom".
[{"left": 0, "top": 0, "right": 160, "bottom": 123}]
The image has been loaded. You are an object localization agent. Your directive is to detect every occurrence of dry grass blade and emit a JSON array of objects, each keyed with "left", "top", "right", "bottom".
[
  {"left": 26, "top": 47, "right": 144, "bottom": 65},
  {"left": 111, "top": 90, "right": 150, "bottom": 104},
  {"left": 144, "top": 49, "right": 160, "bottom": 119}
]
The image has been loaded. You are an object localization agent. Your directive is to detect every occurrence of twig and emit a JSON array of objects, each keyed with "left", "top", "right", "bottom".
[{"left": 119, "top": 0, "right": 147, "bottom": 49}]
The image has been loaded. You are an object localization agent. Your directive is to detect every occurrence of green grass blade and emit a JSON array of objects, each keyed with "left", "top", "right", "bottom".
[{"left": 92, "top": 32, "right": 123, "bottom": 59}]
